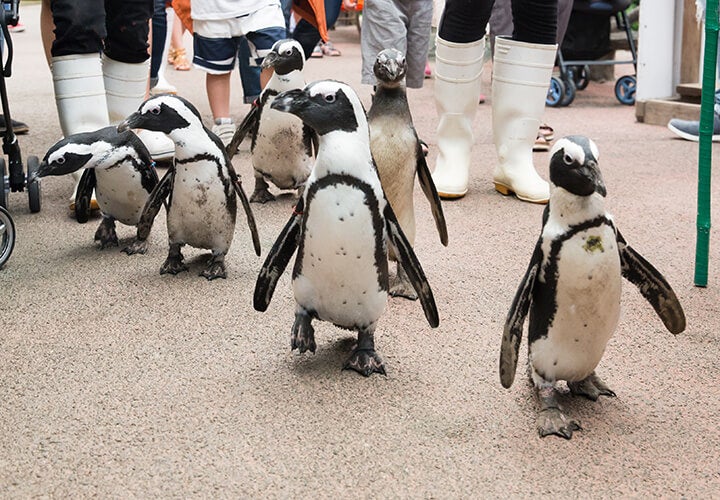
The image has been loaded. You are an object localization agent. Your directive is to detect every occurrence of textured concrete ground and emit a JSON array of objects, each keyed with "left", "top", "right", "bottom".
[{"left": 1, "top": 6, "right": 719, "bottom": 497}]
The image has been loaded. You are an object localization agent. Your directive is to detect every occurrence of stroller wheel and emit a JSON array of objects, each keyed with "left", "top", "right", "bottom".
[
  {"left": 575, "top": 65, "right": 590, "bottom": 90},
  {"left": 615, "top": 75, "right": 636, "bottom": 105},
  {"left": 0, "top": 157, "right": 7, "bottom": 209},
  {"left": 26, "top": 155, "right": 42, "bottom": 213},
  {"left": 546, "top": 76, "right": 565, "bottom": 107},
  {"left": 0, "top": 205, "right": 15, "bottom": 268},
  {"left": 560, "top": 78, "right": 577, "bottom": 107}
]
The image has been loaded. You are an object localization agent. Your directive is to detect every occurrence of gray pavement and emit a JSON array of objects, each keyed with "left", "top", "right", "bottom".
[{"left": 1, "top": 5, "right": 719, "bottom": 497}]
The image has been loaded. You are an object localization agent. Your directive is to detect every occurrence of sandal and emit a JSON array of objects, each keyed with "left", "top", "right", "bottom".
[
  {"left": 168, "top": 47, "right": 191, "bottom": 71},
  {"left": 538, "top": 123, "right": 554, "bottom": 141},
  {"left": 321, "top": 41, "right": 341, "bottom": 57}
]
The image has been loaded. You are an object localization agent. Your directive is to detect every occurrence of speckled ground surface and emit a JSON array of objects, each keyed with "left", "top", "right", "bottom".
[{"left": 1, "top": 6, "right": 719, "bottom": 497}]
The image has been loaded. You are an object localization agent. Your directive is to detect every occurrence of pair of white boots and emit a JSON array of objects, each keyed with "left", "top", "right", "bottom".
[
  {"left": 432, "top": 36, "right": 556, "bottom": 203},
  {"left": 51, "top": 53, "right": 175, "bottom": 203}
]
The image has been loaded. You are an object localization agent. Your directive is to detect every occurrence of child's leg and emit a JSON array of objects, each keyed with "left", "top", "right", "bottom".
[{"left": 206, "top": 72, "right": 232, "bottom": 122}]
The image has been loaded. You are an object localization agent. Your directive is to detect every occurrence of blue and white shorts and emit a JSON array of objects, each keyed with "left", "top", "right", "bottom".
[{"left": 193, "top": 4, "right": 286, "bottom": 74}]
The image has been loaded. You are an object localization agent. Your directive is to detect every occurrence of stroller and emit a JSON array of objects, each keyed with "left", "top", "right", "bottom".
[
  {"left": 0, "top": 0, "right": 41, "bottom": 268},
  {"left": 546, "top": 0, "right": 638, "bottom": 107}
]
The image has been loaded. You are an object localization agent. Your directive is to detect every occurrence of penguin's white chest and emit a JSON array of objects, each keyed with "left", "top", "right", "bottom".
[
  {"left": 369, "top": 116, "right": 417, "bottom": 239},
  {"left": 293, "top": 183, "right": 388, "bottom": 329},
  {"left": 95, "top": 163, "right": 149, "bottom": 226},
  {"left": 168, "top": 159, "right": 235, "bottom": 252},
  {"left": 531, "top": 225, "right": 622, "bottom": 382},
  {"left": 253, "top": 105, "right": 312, "bottom": 189}
]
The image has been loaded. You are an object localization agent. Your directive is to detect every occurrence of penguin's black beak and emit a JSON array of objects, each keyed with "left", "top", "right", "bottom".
[
  {"left": 374, "top": 59, "right": 405, "bottom": 84},
  {"left": 261, "top": 51, "right": 279, "bottom": 69},
  {"left": 118, "top": 111, "right": 142, "bottom": 133},
  {"left": 271, "top": 88, "right": 308, "bottom": 116},
  {"left": 34, "top": 160, "right": 51, "bottom": 179},
  {"left": 587, "top": 162, "right": 607, "bottom": 197}
]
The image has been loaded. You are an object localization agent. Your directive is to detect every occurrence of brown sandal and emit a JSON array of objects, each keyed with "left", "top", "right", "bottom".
[{"left": 168, "top": 47, "right": 191, "bottom": 71}]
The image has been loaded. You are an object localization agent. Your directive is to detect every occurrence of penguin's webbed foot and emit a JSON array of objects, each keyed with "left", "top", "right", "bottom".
[
  {"left": 160, "top": 256, "right": 188, "bottom": 275},
  {"left": 568, "top": 372, "right": 616, "bottom": 401},
  {"left": 94, "top": 219, "right": 119, "bottom": 249},
  {"left": 200, "top": 259, "right": 227, "bottom": 280},
  {"left": 291, "top": 314, "right": 316, "bottom": 353},
  {"left": 122, "top": 238, "right": 149, "bottom": 255},
  {"left": 389, "top": 265, "right": 418, "bottom": 300},
  {"left": 343, "top": 348, "right": 386, "bottom": 377},
  {"left": 536, "top": 407, "right": 582, "bottom": 440},
  {"left": 250, "top": 187, "right": 276, "bottom": 204}
]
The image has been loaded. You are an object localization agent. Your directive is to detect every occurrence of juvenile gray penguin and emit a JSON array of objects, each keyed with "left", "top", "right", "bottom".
[
  {"left": 254, "top": 80, "right": 439, "bottom": 377},
  {"left": 119, "top": 94, "right": 261, "bottom": 280},
  {"left": 368, "top": 48, "right": 448, "bottom": 300},
  {"left": 38, "top": 126, "right": 160, "bottom": 254},
  {"left": 226, "top": 39, "right": 316, "bottom": 203},
  {"left": 500, "top": 135, "right": 686, "bottom": 439}
]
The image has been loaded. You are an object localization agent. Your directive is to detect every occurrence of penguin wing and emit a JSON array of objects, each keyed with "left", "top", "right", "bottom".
[
  {"left": 226, "top": 103, "right": 260, "bottom": 159},
  {"left": 230, "top": 171, "right": 262, "bottom": 256},
  {"left": 617, "top": 230, "right": 686, "bottom": 335},
  {"left": 500, "top": 238, "right": 543, "bottom": 388},
  {"left": 74, "top": 168, "right": 96, "bottom": 224},
  {"left": 384, "top": 203, "right": 440, "bottom": 327},
  {"left": 136, "top": 167, "right": 174, "bottom": 242},
  {"left": 254, "top": 198, "right": 304, "bottom": 312},
  {"left": 414, "top": 137, "right": 448, "bottom": 246}
]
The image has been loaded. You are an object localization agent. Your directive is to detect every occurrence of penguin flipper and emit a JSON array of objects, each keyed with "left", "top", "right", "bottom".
[
  {"left": 501, "top": 240, "right": 542, "bottom": 389},
  {"left": 254, "top": 198, "right": 304, "bottom": 312},
  {"left": 231, "top": 176, "right": 262, "bottom": 256},
  {"left": 137, "top": 167, "right": 174, "bottom": 241},
  {"left": 415, "top": 139, "right": 448, "bottom": 246},
  {"left": 226, "top": 103, "right": 259, "bottom": 159},
  {"left": 617, "top": 231, "right": 686, "bottom": 335},
  {"left": 74, "top": 168, "right": 96, "bottom": 224},
  {"left": 384, "top": 203, "right": 439, "bottom": 327}
]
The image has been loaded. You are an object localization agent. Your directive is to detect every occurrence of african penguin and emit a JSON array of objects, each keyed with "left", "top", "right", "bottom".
[
  {"left": 37, "top": 126, "right": 160, "bottom": 254},
  {"left": 499, "top": 135, "right": 686, "bottom": 439},
  {"left": 118, "top": 94, "right": 261, "bottom": 280},
  {"left": 253, "top": 80, "right": 439, "bottom": 376},
  {"left": 368, "top": 48, "right": 448, "bottom": 300},
  {"left": 226, "top": 39, "right": 316, "bottom": 203}
]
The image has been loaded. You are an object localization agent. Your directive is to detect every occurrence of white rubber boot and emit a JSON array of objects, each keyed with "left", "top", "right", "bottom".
[
  {"left": 51, "top": 54, "right": 110, "bottom": 206},
  {"left": 103, "top": 54, "right": 175, "bottom": 161},
  {"left": 492, "top": 37, "right": 556, "bottom": 203},
  {"left": 431, "top": 36, "right": 485, "bottom": 199}
]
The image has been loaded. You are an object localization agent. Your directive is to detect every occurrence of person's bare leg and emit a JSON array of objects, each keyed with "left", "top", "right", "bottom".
[{"left": 206, "top": 72, "right": 231, "bottom": 121}]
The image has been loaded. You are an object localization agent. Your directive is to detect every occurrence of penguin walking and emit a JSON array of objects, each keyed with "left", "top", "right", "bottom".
[
  {"left": 368, "top": 48, "right": 448, "bottom": 299},
  {"left": 499, "top": 136, "right": 686, "bottom": 439},
  {"left": 254, "top": 80, "right": 439, "bottom": 376},
  {"left": 118, "top": 94, "right": 261, "bottom": 280},
  {"left": 37, "top": 126, "right": 160, "bottom": 254},
  {"left": 226, "top": 39, "right": 316, "bottom": 204}
]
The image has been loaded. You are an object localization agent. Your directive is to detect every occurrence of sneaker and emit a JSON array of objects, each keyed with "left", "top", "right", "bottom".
[
  {"left": 134, "top": 129, "right": 175, "bottom": 161},
  {"left": 667, "top": 115, "right": 720, "bottom": 142},
  {"left": 0, "top": 115, "right": 29, "bottom": 134},
  {"left": 212, "top": 122, "right": 236, "bottom": 147},
  {"left": 311, "top": 42, "right": 323, "bottom": 58},
  {"left": 9, "top": 22, "right": 25, "bottom": 33}
]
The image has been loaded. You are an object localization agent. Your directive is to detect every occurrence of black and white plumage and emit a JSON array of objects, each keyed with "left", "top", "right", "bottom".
[
  {"left": 38, "top": 126, "right": 160, "bottom": 254},
  {"left": 500, "top": 135, "right": 685, "bottom": 439},
  {"left": 118, "top": 94, "right": 260, "bottom": 280},
  {"left": 226, "top": 39, "right": 316, "bottom": 203},
  {"left": 368, "top": 48, "right": 448, "bottom": 300},
  {"left": 253, "top": 80, "right": 439, "bottom": 376}
]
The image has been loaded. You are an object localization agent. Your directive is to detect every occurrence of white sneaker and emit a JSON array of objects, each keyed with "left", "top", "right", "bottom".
[
  {"left": 134, "top": 129, "right": 175, "bottom": 161},
  {"left": 212, "top": 122, "right": 236, "bottom": 147}
]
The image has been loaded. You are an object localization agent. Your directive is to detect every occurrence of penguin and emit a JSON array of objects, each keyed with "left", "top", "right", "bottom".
[
  {"left": 253, "top": 80, "right": 439, "bottom": 376},
  {"left": 118, "top": 94, "right": 261, "bottom": 280},
  {"left": 226, "top": 38, "right": 316, "bottom": 203},
  {"left": 37, "top": 126, "right": 160, "bottom": 254},
  {"left": 368, "top": 48, "right": 448, "bottom": 300},
  {"left": 499, "top": 135, "right": 686, "bottom": 439}
]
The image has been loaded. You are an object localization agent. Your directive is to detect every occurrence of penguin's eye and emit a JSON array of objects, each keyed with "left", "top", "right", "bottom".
[
  {"left": 150, "top": 106, "right": 161, "bottom": 115},
  {"left": 284, "top": 49, "right": 292, "bottom": 56},
  {"left": 324, "top": 94, "right": 336, "bottom": 103},
  {"left": 563, "top": 153, "right": 574, "bottom": 165},
  {"left": 56, "top": 156, "right": 65, "bottom": 165}
]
